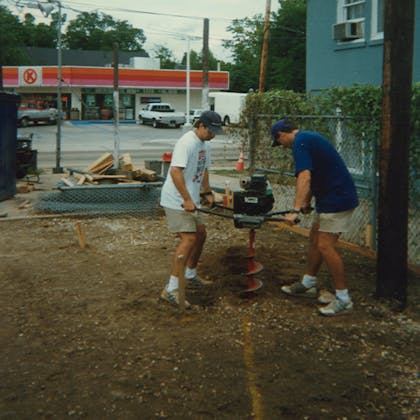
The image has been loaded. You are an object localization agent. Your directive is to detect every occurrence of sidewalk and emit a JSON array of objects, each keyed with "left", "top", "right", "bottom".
[{"left": 0, "top": 171, "right": 64, "bottom": 219}]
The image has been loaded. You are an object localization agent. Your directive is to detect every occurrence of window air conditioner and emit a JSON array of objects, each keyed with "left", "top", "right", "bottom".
[{"left": 333, "top": 21, "right": 364, "bottom": 41}]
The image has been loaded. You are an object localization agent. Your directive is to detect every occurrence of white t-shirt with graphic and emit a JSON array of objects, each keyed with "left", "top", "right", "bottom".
[{"left": 160, "top": 130, "right": 211, "bottom": 210}]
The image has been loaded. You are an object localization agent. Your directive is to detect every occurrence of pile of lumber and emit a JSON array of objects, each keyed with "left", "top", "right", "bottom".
[{"left": 61, "top": 153, "right": 159, "bottom": 187}]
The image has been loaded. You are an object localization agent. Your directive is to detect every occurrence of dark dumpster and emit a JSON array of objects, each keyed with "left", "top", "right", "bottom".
[{"left": 0, "top": 92, "right": 20, "bottom": 201}]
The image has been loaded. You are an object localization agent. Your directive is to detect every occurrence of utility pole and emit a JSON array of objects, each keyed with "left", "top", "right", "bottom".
[
  {"left": 113, "top": 43, "right": 120, "bottom": 169},
  {"left": 53, "top": 0, "right": 63, "bottom": 173},
  {"left": 258, "top": 0, "right": 271, "bottom": 92},
  {"left": 376, "top": 0, "right": 415, "bottom": 308},
  {"left": 201, "top": 18, "right": 209, "bottom": 110},
  {"left": 185, "top": 36, "right": 191, "bottom": 126}
]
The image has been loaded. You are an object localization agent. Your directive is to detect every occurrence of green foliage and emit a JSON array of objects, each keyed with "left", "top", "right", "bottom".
[
  {"left": 268, "top": 0, "right": 307, "bottom": 92},
  {"left": 222, "top": 0, "right": 306, "bottom": 92},
  {"left": 180, "top": 49, "right": 219, "bottom": 71},
  {"left": 0, "top": 7, "right": 66, "bottom": 64},
  {"left": 153, "top": 45, "right": 177, "bottom": 69},
  {"left": 63, "top": 12, "right": 146, "bottom": 51},
  {"left": 313, "top": 84, "right": 383, "bottom": 146},
  {"left": 238, "top": 84, "right": 420, "bottom": 178},
  {"left": 0, "top": 6, "right": 27, "bottom": 64},
  {"left": 21, "top": 12, "right": 59, "bottom": 48},
  {"left": 223, "top": 15, "right": 264, "bottom": 91},
  {"left": 238, "top": 89, "right": 316, "bottom": 170},
  {"left": 409, "top": 83, "right": 420, "bottom": 182}
]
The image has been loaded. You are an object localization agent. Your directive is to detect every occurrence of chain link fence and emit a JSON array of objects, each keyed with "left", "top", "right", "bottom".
[
  {"left": 245, "top": 114, "right": 419, "bottom": 266},
  {"left": 34, "top": 182, "right": 164, "bottom": 218}
]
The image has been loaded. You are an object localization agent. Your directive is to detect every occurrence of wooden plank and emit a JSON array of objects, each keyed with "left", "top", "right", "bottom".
[
  {"left": 92, "top": 174, "right": 128, "bottom": 180},
  {"left": 96, "top": 161, "right": 114, "bottom": 175},
  {"left": 133, "top": 167, "right": 157, "bottom": 182},
  {"left": 61, "top": 177, "right": 76, "bottom": 187},
  {"left": 119, "top": 153, "right": 133, "bottom": 171},
  {"left": 73, "top": 173, "right": 87, "bottom": 185},
  {"left": 85, "top": 153, "right": 113, "bottom": 173}
]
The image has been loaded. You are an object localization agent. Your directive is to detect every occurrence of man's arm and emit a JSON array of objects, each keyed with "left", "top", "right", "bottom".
[
  {"left": 284, "top": 169, "right": 312, "bottom": 224},
  {"left": 200, "top": 168, "right": 214, "bottom": 207},
  {"left": 294, "top": 169, "right": 312, "bottom": 210},
  {"left": 170, "top": 166, "right": 195, "bottom": 211}
]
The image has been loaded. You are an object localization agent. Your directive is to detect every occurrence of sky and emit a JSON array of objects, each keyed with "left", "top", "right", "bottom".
[{"left": 7, "top": 0, "right": 278, "bottom": 62}]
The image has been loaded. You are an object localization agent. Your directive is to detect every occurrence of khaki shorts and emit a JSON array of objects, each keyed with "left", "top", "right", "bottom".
[
  {"left": 313, "top": 209, "right": 355, "bottom": 233},
  {"left": 164, "top": 207, "right": 205, "bottom": 233}
]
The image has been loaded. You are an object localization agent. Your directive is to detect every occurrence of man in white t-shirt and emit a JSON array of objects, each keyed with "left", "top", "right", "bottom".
[{"left": 160, "top": 110, "right": 223, "bottom": 307}]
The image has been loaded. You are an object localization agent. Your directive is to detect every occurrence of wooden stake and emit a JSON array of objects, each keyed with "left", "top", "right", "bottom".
[
  {"left": 365, "top": 224, "right": 373, "bottom": 249},
  {"left": 177, "top": 255, "right": 186, "bottom": 310},
  {"left": 75, "top": 221, "right": 87, "bottom": 250}
]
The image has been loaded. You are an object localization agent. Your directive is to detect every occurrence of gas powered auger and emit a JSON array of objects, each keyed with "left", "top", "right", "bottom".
[{"left": 198, "top": 174, "right": 298, "bottom": 297}]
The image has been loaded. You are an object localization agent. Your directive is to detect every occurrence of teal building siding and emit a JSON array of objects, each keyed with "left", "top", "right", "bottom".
[{"left": 306, "top": 0, "right": 420, "bottom": 93}]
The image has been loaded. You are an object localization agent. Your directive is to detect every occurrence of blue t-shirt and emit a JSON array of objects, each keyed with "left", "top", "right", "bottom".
[{"left": 292, "top": 130, "right": 359, "bottom": 213}]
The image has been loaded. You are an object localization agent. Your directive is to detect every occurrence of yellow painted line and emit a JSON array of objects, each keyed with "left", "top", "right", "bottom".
[{"left": 242, "top": 315, "right": 263, "bottom": 420}]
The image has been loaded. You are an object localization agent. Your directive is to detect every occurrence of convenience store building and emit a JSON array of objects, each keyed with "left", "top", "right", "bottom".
[{"left": 3, "top": 52, "right": 229, "bottom": 121}]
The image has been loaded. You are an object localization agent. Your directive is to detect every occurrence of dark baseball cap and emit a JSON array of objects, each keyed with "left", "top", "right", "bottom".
[
  {"left": 199, "top": 110, "right": 223, "bottom": 135},
  {"left": 270, "top": 119, "right": 293, "bottom": 147}
]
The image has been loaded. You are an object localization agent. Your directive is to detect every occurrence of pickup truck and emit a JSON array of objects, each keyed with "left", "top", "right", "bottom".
[
  {"left": 138, "top": 103, "right": 186, "bottom": 128},
  {"left": 18, "top": 103, "right": 58, "bottom": 127}
]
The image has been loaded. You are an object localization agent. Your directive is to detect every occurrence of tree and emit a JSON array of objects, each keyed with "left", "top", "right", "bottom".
[
  {"left": 180, "top": 49, "right": 219, "bottom": 71},
  {"left": 223, "top": 15, "right": 264, "bottom": 92},
  {"left": 152, "top": 45, "right": 177, "bottom": 69},
  {"left": 268, "top": 0, "right": 306, "bottom": 92},
  {"left": 222, "top": 0, "right": 306, "bottom": 92},
  {"left": 63, "top": 12, "right": 146, "bottom": 51},
  {"left": 21, "top": 13, "right": 57, "bottom": 48},
  {"left": 0, "top": 6, "right": 27, "bottom": 65}
]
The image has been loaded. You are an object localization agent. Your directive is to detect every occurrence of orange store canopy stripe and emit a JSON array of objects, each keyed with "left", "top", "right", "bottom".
[{"left": 3, "top": 66, "right": 229, "bottom": 89}]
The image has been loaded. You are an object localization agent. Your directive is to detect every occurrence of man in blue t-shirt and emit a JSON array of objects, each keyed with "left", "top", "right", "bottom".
[{"left": 271, "top": 119, "right": 359, "bottom": 316}]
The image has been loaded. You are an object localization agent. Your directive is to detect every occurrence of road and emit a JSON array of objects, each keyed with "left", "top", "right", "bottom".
[{"left": 18, "top": 121, "right": 242, "bottom": 170}]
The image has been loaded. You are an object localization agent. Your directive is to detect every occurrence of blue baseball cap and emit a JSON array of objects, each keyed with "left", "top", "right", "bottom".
[
  {"left": 200, "top": 110, "right": 223, "bottom": 135},
  {"left": 271, "top": 119, "right": 293, "bottom": 146}
]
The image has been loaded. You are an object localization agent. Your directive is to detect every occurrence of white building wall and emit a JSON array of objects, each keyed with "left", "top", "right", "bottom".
[{"left": 70, "top": 89, "right": 82, "bottom": 111}]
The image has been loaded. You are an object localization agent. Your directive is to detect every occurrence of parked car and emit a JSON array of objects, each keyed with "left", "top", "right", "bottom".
[
  {"left": 138, "top": 103, "right": 186, "bottom": 128},
  {"left": 17, "top": 103, "right": 57, "bottom": 127},
  {"left": 189, "top": 109, "right": 204, "bottom": 124}
]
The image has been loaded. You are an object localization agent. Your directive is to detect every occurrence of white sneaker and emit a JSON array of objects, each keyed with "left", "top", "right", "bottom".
[
  {"left": 281, "top": 281, "right": 317, "bottom": 298},
  {"left": 160, "top": 288, "right": 191, "bottom": 308},
  {"left": 186, "top": 275, "right": 213, "bottom": 287},
  {"left": 319, "top": 298, "right": 353, "bottom": 316},
  {"left": 318, "top": 290, "right": 335, "bottom": 304}
]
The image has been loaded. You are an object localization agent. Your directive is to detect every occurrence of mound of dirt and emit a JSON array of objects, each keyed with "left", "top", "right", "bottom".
[{"left": 1, "top": 216, "right": 418, "bottom": 419}]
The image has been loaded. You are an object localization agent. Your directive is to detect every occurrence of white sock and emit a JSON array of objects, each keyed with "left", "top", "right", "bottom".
[
  {"left": 167, "top": 275, "right": 179, "bottom": 292},
  {"left": 302, "top": 274, "right": 317, "bottom": 288},
  {"left": 336, "top": 289, "right": 350, "bottom": 303},
  {"left": 185, "top": 267, "right": 197, "bottom": 279}
]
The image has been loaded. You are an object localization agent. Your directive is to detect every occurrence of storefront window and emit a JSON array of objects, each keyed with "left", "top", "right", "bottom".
[
  {"left": 86, "top": 95, "right": 96, "bottom": 107},
  {"left": 81, "top": 91, "right": 135, "bottom": 120}
]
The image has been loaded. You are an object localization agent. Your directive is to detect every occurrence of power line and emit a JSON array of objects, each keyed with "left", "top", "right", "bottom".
[{"left": 63, "top": 0, "right": 235, "bottom": 22}]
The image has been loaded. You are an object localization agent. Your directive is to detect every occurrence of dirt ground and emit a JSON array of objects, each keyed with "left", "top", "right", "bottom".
[{"left": 1, "top": 214, "right": 419, "bottom": 419}]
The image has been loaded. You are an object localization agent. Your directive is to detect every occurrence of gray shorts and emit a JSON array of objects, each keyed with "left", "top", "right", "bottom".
[
  {"left": 313, "top": 209, "right": 355, "bottom": 233},
  {"left": 164, "top": 207, "right": 205, "bottom": 233}
]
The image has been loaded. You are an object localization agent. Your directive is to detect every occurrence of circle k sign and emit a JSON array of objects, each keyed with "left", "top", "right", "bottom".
[{"left": 20, "top": 67, "right": 42, "bottom": 86}]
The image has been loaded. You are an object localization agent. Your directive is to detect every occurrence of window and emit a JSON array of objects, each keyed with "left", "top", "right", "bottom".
[
  {"left": 345, "top": 0, "right": 365, "bottom": 19},
  {"left": 371, "top": 0, "right": 385, "bottom": 40},
  {"left": 335, "top": 0, "right": 365, "bottom": 41},
  {"left": 337, "top": 0, "right": 366, "bottom": 23}
]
